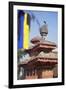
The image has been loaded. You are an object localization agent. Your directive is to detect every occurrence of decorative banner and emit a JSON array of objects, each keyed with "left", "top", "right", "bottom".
[{"left": 18, "top": 10, "right": 30, "bottom": 49}]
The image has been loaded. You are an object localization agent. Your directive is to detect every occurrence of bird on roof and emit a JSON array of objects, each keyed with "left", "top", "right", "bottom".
[{"left": 44, "top": 21, "right": 46, "bottom": 24}]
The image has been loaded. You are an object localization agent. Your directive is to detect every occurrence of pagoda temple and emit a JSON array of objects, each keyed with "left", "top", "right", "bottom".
[{"left": 18, "top": 22, "right": 58, "bottom": 79}]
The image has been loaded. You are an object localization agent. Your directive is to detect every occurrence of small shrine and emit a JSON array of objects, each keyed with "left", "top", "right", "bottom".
[{"left": 18, "top": 22, "right": 58, "bottom": 79}]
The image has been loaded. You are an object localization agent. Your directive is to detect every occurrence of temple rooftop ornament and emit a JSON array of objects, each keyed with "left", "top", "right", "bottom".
[{"left": 40, "top": 21, "right": 48, "bottom": 40}]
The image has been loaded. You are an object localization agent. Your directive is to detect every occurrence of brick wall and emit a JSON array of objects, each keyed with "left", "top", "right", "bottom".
[{"left": 42, "top": 70, "right": 53, "bottom": 78}]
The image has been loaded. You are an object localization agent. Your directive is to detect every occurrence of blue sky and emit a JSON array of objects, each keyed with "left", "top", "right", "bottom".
[{"left": 24, "top": 10, "right": 58, "bottom": 44}]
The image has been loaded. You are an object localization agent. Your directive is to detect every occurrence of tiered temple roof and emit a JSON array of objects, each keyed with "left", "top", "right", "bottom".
[
  {"left": 25, "top": 36, "right": 57, "bottom": 54},
  {"left": 31, "top": 36, "right": 56, "bottom": 46},
  {"left": 18, "top": 36, "right": 58, "bottom": 68}
]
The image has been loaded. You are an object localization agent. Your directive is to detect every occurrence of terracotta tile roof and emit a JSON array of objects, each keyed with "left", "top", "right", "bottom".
[
  {"left": 31, "top": 36, "right": 57, "bottom": 46},
  {"left": 18, "top": 53, "right": 58, "bottom": 65},
  {"left": 31, "top": 36, "right": 41, "bottom": 42}
]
